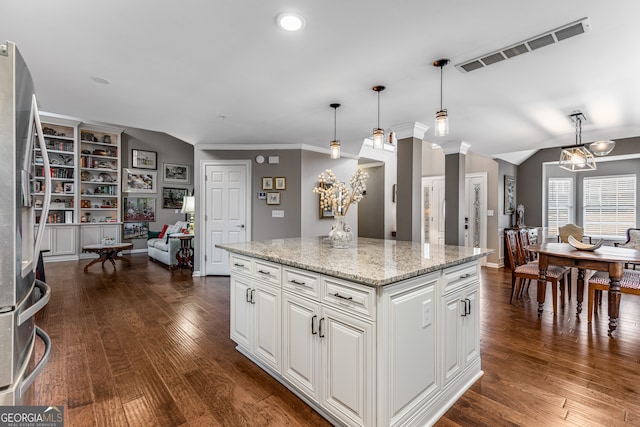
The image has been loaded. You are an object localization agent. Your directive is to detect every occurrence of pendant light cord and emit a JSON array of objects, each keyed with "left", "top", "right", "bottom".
[
  {"left": 334, "top": 106, "right": 337, "bottom": 140},
  {"left": 440, "top": 65, "right": 444, "bottom": 110},
  {"left": 377, "top": 91, "right": 381, "bottom": 128}
]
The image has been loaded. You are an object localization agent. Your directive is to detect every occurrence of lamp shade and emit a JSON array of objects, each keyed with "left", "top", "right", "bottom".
[
  {"left": 180, "top": 196, "right": 195, "bottom": 213},
  {"left": 589, "top": 140, "right": 615, "bottom": 156},
  {"left": 559, "top": 146, "right": 597, "bottom": 171},
  {"left": 330, "top": 140, "right": 341, "bottom": 159},
  {"left": 434, "top": 110, "right": 449, "bottom": 137},
  {"left": 372, "top": 128, "right": 384, "bottom": 149}
]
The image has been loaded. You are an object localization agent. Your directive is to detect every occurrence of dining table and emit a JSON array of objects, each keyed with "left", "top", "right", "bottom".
[{"left": 527, "top": 242, "right": 640, "bottom": 335}]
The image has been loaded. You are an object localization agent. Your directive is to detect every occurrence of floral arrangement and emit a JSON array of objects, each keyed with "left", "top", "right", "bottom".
[{"left": 313, "top": 168, "right": 368, "bottom": 216}]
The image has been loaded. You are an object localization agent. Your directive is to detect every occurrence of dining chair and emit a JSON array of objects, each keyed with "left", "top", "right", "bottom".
[
  {"left": 587, "top": 269, "right": 640, "bottom": 323},
  {"left": 505, "top": 229, "right": 569, "bottom": 312},
  {"left": 557, "top": 223, "right": 592, "bottom": 244},
  {"left": 614, "top": 228, "right": 640, "bottom": 270}
]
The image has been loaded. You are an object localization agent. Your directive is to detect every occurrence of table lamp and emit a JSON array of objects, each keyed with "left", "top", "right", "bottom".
[{"left": 180, "top": 196, "right": 195, "bottom": 234}]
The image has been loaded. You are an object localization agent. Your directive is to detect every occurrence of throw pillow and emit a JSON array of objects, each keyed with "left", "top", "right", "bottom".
[{"left": 157, "top": 224, "right": 169, "bottom": 239}]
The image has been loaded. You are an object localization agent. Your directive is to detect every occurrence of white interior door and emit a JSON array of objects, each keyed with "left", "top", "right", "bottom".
[
  {"left": 204, "top": 161, "right": 250, "bottom": 275},
  {"left": 422, "top": 177, "right": 446, "bottom": 246},
  {"left": 465, "top": 173, "right": 487, "bottom": 266}
]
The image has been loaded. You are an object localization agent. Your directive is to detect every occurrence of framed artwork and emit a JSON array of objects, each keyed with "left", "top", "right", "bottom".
[
  {"left": 162, "top": 187, "right": 189, "bottom": 209},
  {"left": 123, "top": 168, "right": 157, "bottom": 193},
  {"left": 131, "top": 149, "right": 157, "bottom": 170},
  {"left": 275, "top": 177, "right": 286, "bottom": 190},
  {"left": 266, "top": 192, "right": 280, "bottom": 205},
  {"left": 319, "top": 182, "right": 334, "bottom": 219},
  {"left": 262, "top": 177, "right": 273, "bottom": 190},
  {"left": 163, "top": 163, "right": 190, "bottom": 184},
  {"left": 504, "top": 175, "right": 516, "bottom": 215},
  {"left": 63, "top": 182, "right": 74, "bottom": 194},
  {"left": 124, "top": 197, "right": 156, "bottom": 222},
  {"left": 123, "top": 222, "right": 149, "bottom": 239}
]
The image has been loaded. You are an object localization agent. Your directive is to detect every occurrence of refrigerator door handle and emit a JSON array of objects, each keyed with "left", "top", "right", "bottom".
[
  {"left": 17, "top": 280, "right": 50, "bottom": 326},
  {"left": 17, "top": 326, "right": 51, "bottom": 400},
  {"left": 30, "top": 94, "right": 51, "bottom": 268}
]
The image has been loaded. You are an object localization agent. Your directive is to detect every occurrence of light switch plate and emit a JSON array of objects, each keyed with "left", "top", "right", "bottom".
[
  {"left": 487, "top": 209, "right": 494, "bottom": 216},
  {"left": 272, "top": 210, "right": 284, "bottom": 218}
]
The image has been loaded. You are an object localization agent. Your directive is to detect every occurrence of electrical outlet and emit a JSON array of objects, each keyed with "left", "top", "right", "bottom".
[
  {"left": 272, "top": 210, "right": 284, "bottom": 218},
  {"left": 422, "top": 300, "right": 432, "bottom": 328}
]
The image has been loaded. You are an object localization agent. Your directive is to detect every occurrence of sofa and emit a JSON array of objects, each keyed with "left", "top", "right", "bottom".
[{"left": 147, "top": 221, "right": 189, "bottom": 267}]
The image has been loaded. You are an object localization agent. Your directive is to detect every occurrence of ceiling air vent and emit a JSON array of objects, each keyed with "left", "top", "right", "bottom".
[{"left": 455, "top": 17, "right": 591, "bottom": 73}]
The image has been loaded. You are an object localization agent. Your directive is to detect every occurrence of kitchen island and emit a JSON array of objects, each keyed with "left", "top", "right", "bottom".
[{"left": 217, "top": 237, "right": 493, "bottom": 427}]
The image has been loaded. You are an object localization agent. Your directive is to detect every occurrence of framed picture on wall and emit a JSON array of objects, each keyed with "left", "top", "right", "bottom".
[
  {"left": 262, "top": 177, "right": 273, "bottom": 190},
  {"left": 123, "top": 222, "right": 149, "bottom": 239},
  {"left": 275, "top": 177, "right": 286, "bottom": 190},
  {"left": 504, "top": 175, "right": 516, "bottom": 215},
  {"left": 123, "top": 169, "right": 157, "bottom": 193},
  {"left": 266, "top": 192, "right": 280, "bottom": 205},
  {"left": 319, "top": 182, "right": 334, "bottom": 219},
  {"left": 123, "top": 197, "right": 156, "bottom": 222},
  {"left": 162, "top": 187, "right": 189, "bottom": 209},
  {"left": 163, "top": 163, "right": 190, "bottom": 184},
  {"left": 131, "top": 149, "right": 157, "bottom": 170}
]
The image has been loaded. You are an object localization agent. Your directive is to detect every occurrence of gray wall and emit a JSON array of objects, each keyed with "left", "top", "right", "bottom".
[
  {"left": 194, "top": 149, "right": 303, "bottom": 241},
  {"left": 122, "top": 127, "right": 194, "bottom": 250},
  {"left": 518, "top": 136, "right": 640, "bottom": 228},
  {"left": 358, "top": 164, "right": 385, "bottom": 239}
]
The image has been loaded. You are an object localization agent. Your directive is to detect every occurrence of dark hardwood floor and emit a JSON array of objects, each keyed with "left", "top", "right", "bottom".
[{"left": 33, "top": 255, "right": 640, "bottom": 426}]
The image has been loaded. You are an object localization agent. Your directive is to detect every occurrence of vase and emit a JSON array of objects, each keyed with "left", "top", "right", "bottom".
[{"left": 328, "top": 215, "right": 353, "bottom": 248}]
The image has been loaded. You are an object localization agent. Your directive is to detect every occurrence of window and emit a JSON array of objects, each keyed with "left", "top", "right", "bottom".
[
  {"left": 547, "top": 177, "right": 573, "bottom": 237},
  {"left": 583, "top": 174, "right": 636, "bottom": 237}
]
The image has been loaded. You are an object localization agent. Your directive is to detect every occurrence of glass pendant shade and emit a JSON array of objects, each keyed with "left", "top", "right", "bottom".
[
  {"left": 372, "top": 128, "right": 384, "bottom": 149},
  {"left": 330, "top": 140, "right": 341, "bottom": 159},
  {"left": 329, "top": 103, "right": 341, "bottom": 159},
  {"left": 559, "top": 146, "right": 596, "bottom": 171},
  {"left": 434, "top": 109, "right": 449, "bottom": 137},
  {"left": 589, "top": 140, "right": 615, "bottom": 156}
]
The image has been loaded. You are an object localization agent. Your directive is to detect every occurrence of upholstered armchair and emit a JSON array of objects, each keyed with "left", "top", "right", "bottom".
[{"left": 615, "top": 228, "right": 640, "bottom": 269}]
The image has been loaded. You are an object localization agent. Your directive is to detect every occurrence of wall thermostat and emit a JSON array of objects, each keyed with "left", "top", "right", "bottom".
[{"left": 255, "top": 155, "right": 265, "bottom": 164}]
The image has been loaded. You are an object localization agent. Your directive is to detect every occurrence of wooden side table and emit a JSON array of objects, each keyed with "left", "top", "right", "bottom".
[{"left": 170, "top": 234, "right": 194, "bottom": 273}]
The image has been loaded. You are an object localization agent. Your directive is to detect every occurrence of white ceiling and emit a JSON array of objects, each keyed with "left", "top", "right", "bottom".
[{"left": 3, "top": 1, "right": 640, "bottom": 162}]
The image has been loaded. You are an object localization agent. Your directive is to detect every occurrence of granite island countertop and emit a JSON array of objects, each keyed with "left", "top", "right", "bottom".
[{"left": 217, "top": 237, "right": 494, "bottom": 287}]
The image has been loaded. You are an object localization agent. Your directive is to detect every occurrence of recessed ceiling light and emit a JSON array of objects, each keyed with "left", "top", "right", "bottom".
[
  {"left": 276, "top": 12, "right": 306, "bottom": 32},
  {"left": 90, "top": 76, "right": 110, "bottom": 85}
]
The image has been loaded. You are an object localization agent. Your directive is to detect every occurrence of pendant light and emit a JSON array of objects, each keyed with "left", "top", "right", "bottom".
[
  {"left": 559, "top": 111, "right": 596, "bottom": 171},
  {"left": 372, "top": 85, "right": 385, "bottom": 149},
  {"left": 433, "top": 59, "right": 450, "bottom": 137},
  {"left": 329, "top": 103, "right": 341, "bottom": 159},
  {"left": 589, "top": 140, "right": 616, "bottom": 156}
]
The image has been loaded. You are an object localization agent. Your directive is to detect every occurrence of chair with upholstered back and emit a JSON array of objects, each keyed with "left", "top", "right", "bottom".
[
  {"left": 587, "top": 269, "right": 640, "bottom": 323},
  {"left": 558, "top": 224, "right": 592, "bottom": 244},
  {"left": 615, "top": 228, "right": 640, "bottom": 270},
  {"left": 504, "top": 229, "right": 569, "bottom": 310}
]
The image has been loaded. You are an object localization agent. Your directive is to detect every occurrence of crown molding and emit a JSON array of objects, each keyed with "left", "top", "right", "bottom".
[
  {"left": 392, "top": 122, "right": 430, "bottom": 140},
  {"left": 195, "top": 142, "right": 360, "bottom": 159},
  {"left": 441, "top": 141, "right": 471, "bottom": 155}
]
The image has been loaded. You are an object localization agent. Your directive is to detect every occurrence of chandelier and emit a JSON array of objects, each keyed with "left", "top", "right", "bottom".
[{"left": 559, "top": 112, "right": 596, "bottom": 172}]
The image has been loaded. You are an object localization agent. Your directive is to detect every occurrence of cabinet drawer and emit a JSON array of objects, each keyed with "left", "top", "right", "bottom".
[
  {"left": 230, "top": 254, "right": 253, "bottom": 276},
  {"left": 443, "top": 262, "right": 478, "bottom": 293},
  {"left": 322, "top": 276, "right": 376, "bottom": 320},
  {"left": 283, "top": 267, "right": 321, "bottom": 300},
  {"left": 254, "top": 259, "right": 281, "bottom": 287}
]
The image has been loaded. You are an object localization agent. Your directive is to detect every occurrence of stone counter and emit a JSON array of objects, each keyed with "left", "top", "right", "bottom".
[{"left": 217, "top": 236, "right": 494, "bottom": 287}]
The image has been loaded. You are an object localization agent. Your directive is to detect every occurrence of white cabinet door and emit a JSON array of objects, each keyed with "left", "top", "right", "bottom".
[
  {"left": 442, "top": 290, "right": 464, "bottom": 386},
  {"left": 100, "top": 224, "right": 121, "bottom": 242},
  {"left": 442, "top": 281, "right": 480, "bottom": 388},
  {"left": 230, "top": 275, "right": 252, "bottom": 350},
  {"left": 253, "top": 283, "right": 281, "bottom": 372},
  {"left": 282, "top": 292, "right": 322, "bottom": 403},
  {"left": 52, "top": 225, "right": 76, "bottom": 255},
  {"left": 462, "top": 285, "right": 480, "bottom": 367},
  {"left": 80, "top": 225, "right": 101, "bottom": 246},
  {"left": 321, "top": 306, "right": 373, "bottom": 427}
]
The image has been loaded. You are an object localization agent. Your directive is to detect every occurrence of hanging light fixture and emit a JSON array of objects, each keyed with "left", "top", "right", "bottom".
[
  {"left": 559, "top": 111, "right": 596, "bottom": 171},
  {"left": 433, "top": 59, "right": 450, "bottom": 137},
  {"left": 329, "top": 103, "right": 341, "bottom": 159},
  {"left": 589, "top": 140, "right": 616, "bottom": 156},
  {"left": 372, "top": 85, "right": 385, "bottom": 149}
]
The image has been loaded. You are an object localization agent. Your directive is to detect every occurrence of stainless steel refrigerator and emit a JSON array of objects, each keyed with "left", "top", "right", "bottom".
[{"left": 0, "top": 40, "right": 52, "bottom": 405}]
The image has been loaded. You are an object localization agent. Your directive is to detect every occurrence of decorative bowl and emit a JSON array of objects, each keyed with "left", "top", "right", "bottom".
[{"left": 568, "top": 235, "right": 604, "bottom": 251}]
